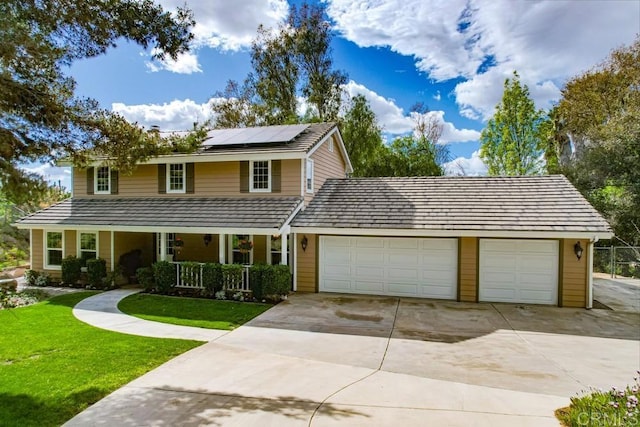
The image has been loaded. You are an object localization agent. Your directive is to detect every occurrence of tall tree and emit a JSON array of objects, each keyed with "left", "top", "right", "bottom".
[
  {"left": 479, "top": 72, "right": 550, "bottom": 176},
  {"left": 557, "top": 38, "right": 640, "bottom": 245},
  {"left": 0, "top": 0, "right": 197, "bottom": 203},
  {"left": 339, "top": 95, "right": 384, "bottom": 177}
]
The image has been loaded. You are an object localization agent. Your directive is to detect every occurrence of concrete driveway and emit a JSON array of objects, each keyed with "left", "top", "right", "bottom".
[{"left": 67, "top": 293, "right": 640, "bottom": 426}]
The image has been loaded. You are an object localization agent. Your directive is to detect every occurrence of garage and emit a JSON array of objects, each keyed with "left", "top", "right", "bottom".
[
  {"left": 319, "top": 236, "right": 458, "bottom": 299},
  {"left": 479, "top": 239, "right": 559, "bottom": 305}
]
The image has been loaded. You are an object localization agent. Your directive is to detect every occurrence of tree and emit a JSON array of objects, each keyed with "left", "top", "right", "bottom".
[
  {"left": 479, "top": 72, "right": 550, "bottom": 176},
  {"left": 556, "top": 38, "right": 640, "bottom": 245},
  {"left": 339, "top": 95, "right": 384, "bottom": 176},
  {"left": 1, "top": 0, "right": 197, "bottom": 204},
  {"left": 378, "top": 135, "right": 449, "bottom": 177}
]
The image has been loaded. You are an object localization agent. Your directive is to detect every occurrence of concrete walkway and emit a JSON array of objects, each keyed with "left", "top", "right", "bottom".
[
  {"left": 63, "top": 290, "right": 589, "bottom": 426},
  {"left": 73, "top": 289, "right": 227, "bottom": 342}
]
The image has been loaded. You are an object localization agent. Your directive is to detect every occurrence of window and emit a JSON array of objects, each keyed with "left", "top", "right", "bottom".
[
  {"left": 328, "top": 137, "right": 334, "bottom": 152},
  {"left": 45, "top": 231, "right": 63, "bottom": 269},
  {"left": 306, "top": 159, "right": 314, "bottom": 193},
  {"left": 78, "top": 232, "right": 98, "bottom": 266},
  {"left": 230, "top": 234, "right": 253, "bottom": 264},
  {"left": 250, "top": 160, "right": 270, "bottom": 192},
  {"left": 156, "top": 233, "right": 175, "bottom": 258},
  {"left": 167, "top": 163, "right": 185, "bottom": 193},
  {"left": 269, "top": 234, "right": 289, "bottom": 265},
  {"left": 95, "top": 166, "right": 110, "bottom": 194}
]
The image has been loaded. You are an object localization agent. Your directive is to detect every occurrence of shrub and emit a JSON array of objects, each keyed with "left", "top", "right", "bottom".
[
  {"left": 86, "top": 258, "right": 107, "bottom": 289},
  {"left": 61, "top": 256, "right": 82, "bottom": 286},
  {"left": 250, "top": 264, "right": 291, "bottom": 300},
  {"left": 221, "top": 264, "right": 243, "bottom": 290},
  {"left": 268, "top": 265, "right": 291, "bottom": 298},
  {"left": 24, "top": 269, "right": 40, "bottom": 287},
  {"left": 249, "top": 263, "right": 271, "bottom": 300},
  {"left": 202, "top": 263, "right": 222, "bottom": 295},
  {"left": 136, "top": 267, "right": 155, "bottom": 291},
  {"left": 35, "top": 272, "right": 50, "bottom": 287},
  {"left": 153, "top": 261, "right": 175, "bottom": 293}
]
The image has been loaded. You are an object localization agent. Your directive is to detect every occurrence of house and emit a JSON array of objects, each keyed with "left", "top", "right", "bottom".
[{"left": 16, "top": 123, "right": 612, "bottom": 307}]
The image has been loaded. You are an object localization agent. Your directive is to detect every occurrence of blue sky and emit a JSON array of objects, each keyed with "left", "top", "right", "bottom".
[{"left": 32, "top": 0, "right": 640, "bottom": 187}]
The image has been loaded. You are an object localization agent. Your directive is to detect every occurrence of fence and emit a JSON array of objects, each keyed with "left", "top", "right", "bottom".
[
  {"left": 594, "top": 246, "right": 640, "bottom": 278},
  {"left": 171, "top": 262, "right": 251, "bottom": 291}
]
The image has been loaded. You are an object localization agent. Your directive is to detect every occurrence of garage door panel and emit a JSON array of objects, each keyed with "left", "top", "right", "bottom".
[
  {"left": 479, "top": 239, "right": 558, "bottom": 305},
  {"left": 320, "top": 236, "right": 457, "bottom": 300}
]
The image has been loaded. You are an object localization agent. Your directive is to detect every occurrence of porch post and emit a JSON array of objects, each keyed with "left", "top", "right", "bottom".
[
  {"left": 292, "top": 233, "right": 297, "bottom": 291},
  {"left": 110, "top": 231, "right": 115, "bottom": 272},
  {"left": 281, "top": 232, "right": 288, "bottom": 265},
  {"left": 219, "top": 233, "right": 226, "bottom": 264},
  {"left": 160, "top": 232, "right": 167, "bottom": 262}
]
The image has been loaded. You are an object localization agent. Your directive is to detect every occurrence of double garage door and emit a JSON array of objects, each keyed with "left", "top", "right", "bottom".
[
  {"left": 319, "top": 236, "right": 559, "bottom": 305},
  {"left": 319, "top": 236, "right": 458, "bottom": 299}
]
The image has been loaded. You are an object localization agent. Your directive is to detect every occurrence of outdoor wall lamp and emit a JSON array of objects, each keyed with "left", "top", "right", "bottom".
[
  {"left": 574, "top": 241, "right": 583, "bottom": 260},
  {"left": 301, "top": 235, "right": 308, "bottom": 252},
  {"left": 203, "top": 234, "right": 212, "bottom": 247}
]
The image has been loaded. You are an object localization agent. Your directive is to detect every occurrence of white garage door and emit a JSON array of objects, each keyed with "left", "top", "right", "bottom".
[
  {"left": 479, "top": 239, "right": 559, "bottom": 305},
  {"left": 319, "top": 236, "right": 458, "bottom": 299}
]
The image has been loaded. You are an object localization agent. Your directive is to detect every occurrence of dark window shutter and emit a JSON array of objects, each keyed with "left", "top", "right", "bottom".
[
  {"left": 110, "top": 170, "right": 119, "bottom": 195},
  {"left": 158, "top": 164, "right": 166, "bottom": 194},
  {"left": 240, "top": 161, "right": 249, "bottom": 193},
  {"left": 86, "top": 167, "right": 94, "bottom": 195},
  {"left": 272, "top": 160, "right": 281, "bottom": 193},
  {"left": 186, "top": 163, "right": 195, "bottom": 194}
]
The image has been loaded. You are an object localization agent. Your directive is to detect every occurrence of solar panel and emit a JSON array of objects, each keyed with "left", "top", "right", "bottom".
[{"left": 202, "top": 124, "right": 310, "bottom": 147}]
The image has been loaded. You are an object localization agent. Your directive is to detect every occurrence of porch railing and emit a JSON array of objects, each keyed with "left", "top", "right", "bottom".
[{"left": 171, "top": 262, "right": 251, "bottom": 291}]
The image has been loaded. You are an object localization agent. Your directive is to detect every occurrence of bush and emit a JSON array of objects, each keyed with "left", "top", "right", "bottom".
[
  {"left": 221, "top": 264, "right": 243, "bottom": 290},
  {"left": 35, "top": 272, "right": 50, "bottom": 287},
  {"left": 24, "top": 269, "right": 40, "bottom": 287},
  {"left": 202, "top": 263, "right": 222, "bottom": 296},
  {"left": 61, "top": 256, "right": 82, "bottom": 286},
  {"left": 136, "top": 267, "right": 155, "bottom": 291},
  {"left": 86, "top": 258, "right": 107, "bottom": 289},
  {"left": 250, "top": 264, "right": 291, "bottom": 300},
  {"left": 268, "top": 265, "right": 291, "bottom": 298},
  {"left": 249, "top": 263, "right": 271, "bottom": 300},
  {"left": 153, "top": 261, "right": 175, "bottom": 294}
]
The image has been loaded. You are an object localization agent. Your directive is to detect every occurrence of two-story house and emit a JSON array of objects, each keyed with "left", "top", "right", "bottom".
[{"left": 17, "top": 122, "right": 612, "bottom": 308}]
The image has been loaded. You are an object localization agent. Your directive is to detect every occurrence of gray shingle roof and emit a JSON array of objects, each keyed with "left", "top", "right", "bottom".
[
  {"left": 291, "top": 175, "right": 612, "bottom": 234},
  {"left": 17, "top": 197, "right": 303, "bottom": 230}
]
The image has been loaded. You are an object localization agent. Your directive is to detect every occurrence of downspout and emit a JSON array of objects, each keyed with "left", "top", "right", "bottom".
[{"left": 587, "top": 237, "right": 598, "bottom": 309}]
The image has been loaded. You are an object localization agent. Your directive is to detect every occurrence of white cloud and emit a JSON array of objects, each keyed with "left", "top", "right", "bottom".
[
  {"left": 21, "top": 164, "right": 72, "bottom": 188},
  {"left": 432, "top": 91, "right": 441, "bottom": 102},
  {"left": 146, "top": 50, "right": 202, "bottom": 74},
  {"left": 343, "top": 81, "right": 480, "bottom": 143},
  {"left": 444, "top": 150, "right": 487, "bottom": 176},
  {"left": 112, "top": 99, "right": 218, "bottom": 130},
  {"left": 160, "top": 0, "right": 288, "bottom": 51},
  {"left": 327, "top": 0, "right": 639, "bottom": 120}
]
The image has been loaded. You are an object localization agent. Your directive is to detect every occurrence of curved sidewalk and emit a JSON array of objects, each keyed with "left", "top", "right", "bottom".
[{"left": 73, "top": 289, "right": 228, "bottom": 342}]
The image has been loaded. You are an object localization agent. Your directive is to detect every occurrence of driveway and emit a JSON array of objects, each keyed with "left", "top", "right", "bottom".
[{"left": 66, "top": 293, "right": 640, "bottom": 426}]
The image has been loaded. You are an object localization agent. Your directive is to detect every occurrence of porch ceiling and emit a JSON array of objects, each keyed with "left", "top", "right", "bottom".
[{"left": 15, "top": 197, "right": 303, "bottom": 232}]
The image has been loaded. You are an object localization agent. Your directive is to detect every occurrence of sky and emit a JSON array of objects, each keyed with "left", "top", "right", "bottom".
[{"left": 30, "top": 0, "right": 640, "bottom": 188}]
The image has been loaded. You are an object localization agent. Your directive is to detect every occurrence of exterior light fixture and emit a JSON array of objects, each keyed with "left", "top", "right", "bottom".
[
  {"left": 203, "top": 234, "right": 212, "bottom": 247},
  {"left": 301, "top": 235, "right": 308, "bottom": 252},
  {"left": 574, "top": 241, "right": 583, "bottom": 260}
]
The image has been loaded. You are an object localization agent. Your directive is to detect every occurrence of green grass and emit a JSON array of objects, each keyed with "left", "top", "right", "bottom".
[
  {"left": 0, "top": 292, "right": 201, "bottom": 427},
  {"left": 118, "top": 293, "right": 272, "bottom": 330}
]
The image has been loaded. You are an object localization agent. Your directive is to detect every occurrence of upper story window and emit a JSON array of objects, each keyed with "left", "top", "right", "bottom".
[
  {"left": 167, "top": 163, "right": 185, "bottom": 193},
  {"left": 45, "top": 230, "right": 63, "bottom": 269},
  {"left": 328, "top": 137, "right": 334, "bottom": 152},
  {"left": 250, "top": 160, "right": 271, "bottom": 192},
  {"left": 306, "top": 159, "right": 314, "bottom": 193},
  {"left": 95, "top": 166, "right": 111, "bottom": 194}
]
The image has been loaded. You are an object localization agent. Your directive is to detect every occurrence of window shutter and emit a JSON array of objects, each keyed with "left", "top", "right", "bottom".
[
  {"left": 110, "top": 170, "right": 119, "bottom": 195},
  {"left": 240, "top": 161, "right": 249, "bottom": 193},
  {"left": 272, "top": 160, "right": 281, "bottom": 193},
  {"left": 86, "top": 167, "right": 94, "bottom": 195},
  {"left": 186, "top": 163, "right": 195, "bottom": 194},
  {"left": 158, "top": 164, "right": 166, "bottom": 194}
]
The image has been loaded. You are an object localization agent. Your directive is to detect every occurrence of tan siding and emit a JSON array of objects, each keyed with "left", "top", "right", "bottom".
[
  {"left": 458, "top": 237, "right": 478, "bottom": 302},
  {"left": 114, "top": 232, "right": 154, "bottom": 268},
  {"left": 65, "top": 230, "right": 76, "bottom": 259},
  {"left": 253, "top": 235, "right": 267, "bottom": 264},
  {"left": 306, "top": 135, "right": 347, "bottom": 204},
  {"left": 172, "top": 233, "right": 219, "bottom": 263},
  {"left": 98, "top": 231, "right": 111, "bottom": 269},
  {"left": 296, "top": 234, "right": 317, "bottom": 292},
  {"left": 31, "top": 229, "right": 44, "bottom": 271},
  {"left": 73, "top": 160, "right": 302, "bottom": 198},
  {"left": 561, "top": 238, "right": 588, "bottom": 307}
]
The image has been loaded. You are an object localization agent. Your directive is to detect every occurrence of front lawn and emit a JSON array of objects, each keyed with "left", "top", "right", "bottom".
[
  {"left": 118, "top": 293, "right": 272, "bottom": 330},
  {"left": 0, "top": 292, "right": 201, "bottom": 427}
]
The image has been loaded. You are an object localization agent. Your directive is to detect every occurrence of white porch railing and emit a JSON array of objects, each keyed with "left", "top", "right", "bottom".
[{"left": 171, "top": 262, "right": 251, "bottom": 291}]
